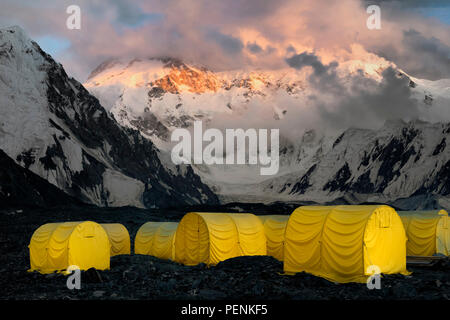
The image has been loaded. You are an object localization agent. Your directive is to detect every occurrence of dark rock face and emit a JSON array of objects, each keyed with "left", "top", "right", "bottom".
[
  {"left": 0, "top": 149, "right": 80, "bottom": 208},
  {"left": 289, "top": 165, "right": 316, "bottom": 194},
  {"left": 428, "top": 160, "right": 450, "bottom": 196},
  {"left": 373, "top": 130, "right": 418, "bottom": 192},
  {"left": 16, "top": 149, "right": 36, "bottom": 169},
  {"left": 323, "top": 163, "right": 351, "bottom": 192},
  {"left": 433, "top": 138, "right": 446, "bottom": 156},
  {"left": 130, "top": 113, "right": 170, "bottom": 140},
  {"left": 38, "top": 135, "right": 66, "bottom": 171},
  {"left": 349, "top": 171, "right": 375, "bottom": 194}
]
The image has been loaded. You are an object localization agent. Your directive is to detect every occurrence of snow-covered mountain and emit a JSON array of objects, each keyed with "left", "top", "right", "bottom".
[
  {"left": 0, "top": 26, "right": 218, "bottom": 208},
  {"left": 85, "top": 57, "right": 307, "bottom": 149},
  {"left": 84, "top": 54, "right": 450, "bottom": 208},
  {"left": 246, "top": 120, "right": 450, "bottom": 203}
]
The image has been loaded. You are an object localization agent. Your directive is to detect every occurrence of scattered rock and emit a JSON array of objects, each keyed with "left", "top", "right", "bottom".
[
  {"left": 198, "top": 289, "right": 227, "bottom": 299},
  {"left": 93, "top": 290, "right": 105, "bottom": 298},
  {"left": 83, "top": 268, "right": 103, "bottom": 283},
  {"left": 392, "top": 283, "right": 417, "bottom": 298},
  {"left": 122, "top": 268, "right": 139, "bottom": 282}
]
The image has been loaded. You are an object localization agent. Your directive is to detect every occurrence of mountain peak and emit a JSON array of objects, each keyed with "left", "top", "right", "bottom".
[
  {"left": 0, "top": 25, "right": 29, "bottom": 38},
  {"left": 0, "top": 25, "right": 35, "bottom": 53},
  {"left": 0, "top": 27, "right": 218, "bottom": 208},
  {"left": 87, "top": 56, "right": 205, "bottom": 81},
  {"left": 87, "top": 58, "right": 121, "bottom": 80},
  {"left": 85, "top": 56, "right": 221, "bottom": 97}
]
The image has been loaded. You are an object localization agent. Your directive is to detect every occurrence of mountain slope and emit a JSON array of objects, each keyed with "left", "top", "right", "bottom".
[
  {"left": 0, "top": 26, "right": 218, "bottom": 208},
  {"left": 258, "top": 120, "right": 450, "bottom": 203},
  {"left": 84, "top": 56, "right": 450, "bottom": 207},
  {"left": 0, "top": 149, "right": 81, "bottom": 208}
]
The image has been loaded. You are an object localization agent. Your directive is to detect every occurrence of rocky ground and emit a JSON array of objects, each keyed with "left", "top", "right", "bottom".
[{"left": 0, "top": 203, "right": 449, "bottom": 300}]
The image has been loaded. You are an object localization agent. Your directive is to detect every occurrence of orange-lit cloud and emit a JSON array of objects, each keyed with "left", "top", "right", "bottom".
[{"left": 0, "top": 0, "right": 449, "bottom": 81}]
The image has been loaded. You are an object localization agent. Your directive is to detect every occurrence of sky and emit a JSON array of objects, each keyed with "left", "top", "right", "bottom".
[{"left": 0, "top": 0, "right": 449, "bottom": 82}]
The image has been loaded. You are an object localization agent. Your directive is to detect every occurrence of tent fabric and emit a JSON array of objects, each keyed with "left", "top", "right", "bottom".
[
  {"left": 101, "top": 224, "right": 130, "bottom": 256},
  {"left": 174, "top": 212, "right": 266, "bottom": 266},
  {"left": 225, "top": 213, "right": 266, "bottom": 256},
  {"left": 257, "top": 215, "right": 289, "bottom": 261},
  {"left": 257, "top": 215, "right": 276, "bottom": 224},
  {"left": 135, "top": 222, "right": 178, "bottom": 260},
  {"left": 134, "top": 222, "right": 161, "bottom": 255},
  {"left": 29, "top": 221, "right": 110, "bottom": 274},
  {"left": 175, "top": 213, "right": 240, "bottom": 266},
  {"left": 398, "top": 210, "right": 449, "bottom": 256},
  {"left": 284, "top": 205, "right": 408, "bottom": 283}
]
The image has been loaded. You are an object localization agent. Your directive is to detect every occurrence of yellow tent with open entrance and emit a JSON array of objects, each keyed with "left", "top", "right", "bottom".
[
  {"left": 135, "top": 222, "right": 178, "bottom": 260},
  {"left": 284, "top": 205, "right": 409, "bottom": 283},
  {"left": 397, "top": 210, "right": 449, "bottom": 256},
  {"left": 257, "top": 215, "right": 289, "bottom": 261},
  {"left": 28, "top": 221, "right": 110, "bottom": 274},
  {"left": 101, "top": 224, "right": 130, "bottom": 256},
  {"left": 174, "top": 212, "right": 266, "bottom": 266}
]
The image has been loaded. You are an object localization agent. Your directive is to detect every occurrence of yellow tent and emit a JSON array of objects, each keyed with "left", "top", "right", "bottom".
[
  {"left": 101, "top": 224, "right": 130, "bottom": 256},
  {"left": 257, "top": 215, "right": 274, "bottom": 224},
  {"left": 284, "top": 205, "right": 409, "bottom": 283},
  {"left": 174, "top": 212, "right": 266, "bottom": 266},
  {"left": 226, "top": 213, "right": 266, "bottom": 256},
  {"left": 257, "top": 215, "right": 289, "bottom": 261},
  {"left": 29, "top": 221, "right": 110, "bottom": 274},
  {"left": 397, "top": 210, "right": 449, "bottom": 256},
  {"left": 135, "top": 222, "right": 178, "bottom": 260}
]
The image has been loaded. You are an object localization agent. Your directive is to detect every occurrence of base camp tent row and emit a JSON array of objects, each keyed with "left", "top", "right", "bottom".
[
  {"left": 398, "top": 210, "right": 449, "bottom": 256},
  {"left": 135, "top": 222, "right": 178, "bottom": 260},
  {"left": 284, "top": 205, "right": 410, "bottom": 283},
  {"left": 257, "top": 215, "right": 289, "bottom": 261},
  {"left": 28, "top": 221, "right": 111, "bottom": 273},
  {"left": 29, "top": 207, "right": 447, "bottom": 281},
  {"left": 174, "top": 212, "right": 266, "bottom": 266},
  {"left": 101, "top": 224, "right": 131, "bottom": 256}
]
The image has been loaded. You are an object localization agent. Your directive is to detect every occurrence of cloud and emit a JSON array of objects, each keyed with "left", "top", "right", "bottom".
[
  {"left": 363, "top": 0, "right": 450, "bottom": 9},
  {"left": 0, "top": 0, "right": 449, "bottom": 82},
  {"left": 285, "top": 52, "right": 342, "bottom": 95},
  {"left": 205, "top": 50, "right": 422, "bottom": 140},
  {"left": 316, "top": 67, "right": 420, "bottom": 131},
  {"left": 109, "top": 0, "right": 163, "bottom": 27},
  {"left": 373, "top": 29, "right": 450, "bottom": 80},
  {"left": 246, "top": 42, "right": 263, "bottom": 54},
  {"left": 205, "top": 29, "right": 244, "bottom": 55},
  {"left": 286, "top": 52, "right": 331, "bottom": 75},
  {"left": 283, "top": 52, "right": 420, "bottom": 133}
]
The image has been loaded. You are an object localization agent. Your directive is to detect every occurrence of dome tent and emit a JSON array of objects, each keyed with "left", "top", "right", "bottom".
[
  {"left": 257, "top": 215, "right": 289, "bottom": 261},
  {"left": 397, "top": 210, "right": 449, "bottom": 256},
  {"left": 135, "top": 222, "right": 178, "bottom": 260},
  {"left": 29, "top": 221, "right": 110, "bottom": 274},
  {"left": 101, "top": 224, "right": 130, "bottom": 256},
  {"left": 284, "top": 205, "right": 409, "bottom": 283},
  {"left": 174, "top": 212, "right": 266, "bottom": 266}
]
